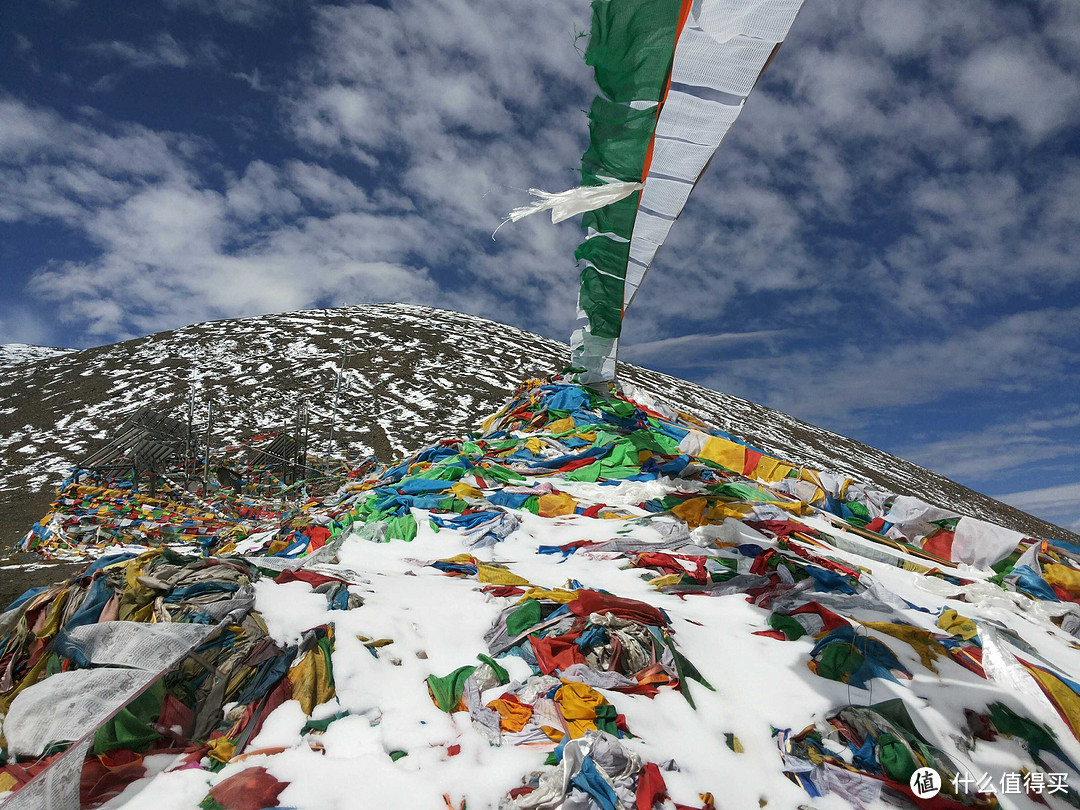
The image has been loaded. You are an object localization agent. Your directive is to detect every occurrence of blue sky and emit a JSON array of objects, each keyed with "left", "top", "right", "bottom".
[{"left": 1, "top": 0, "right": 1078, "bottom": 533}]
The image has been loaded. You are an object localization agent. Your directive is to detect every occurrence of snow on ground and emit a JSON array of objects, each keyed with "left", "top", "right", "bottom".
[
  {"left": 94, "top": 482, "right": 1080, "bottom": 809},
  {"left": 0, "top": 344, "right": 73, "bottom": 368},
  {"left": 4, "top": 369, "right": 1080, "bottom": 810}
]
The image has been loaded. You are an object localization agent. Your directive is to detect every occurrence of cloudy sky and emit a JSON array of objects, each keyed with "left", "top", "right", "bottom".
[{"left": 2, "top": 0, "right": 1078, "bottom": 533}]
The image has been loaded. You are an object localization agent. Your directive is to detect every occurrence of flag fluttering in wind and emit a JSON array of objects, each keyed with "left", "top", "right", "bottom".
[{"left": 512, "top": 0, "right": 809, "bottom": 384}]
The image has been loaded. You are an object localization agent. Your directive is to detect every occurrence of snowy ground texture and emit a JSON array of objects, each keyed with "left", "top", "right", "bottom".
[
  {"left": 3, "top": 376, "right": 1080, "bottom": 809},
  {"left": 0, "top": 304, "right": 1073, "bottom": 547},
  {"left": 0, "top": 344, "right": 72, "bottom": 369}
]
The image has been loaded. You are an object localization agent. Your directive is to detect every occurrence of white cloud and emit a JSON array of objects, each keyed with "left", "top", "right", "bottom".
[
  {"left": 86, "top": 33, "right": 211, "bottom": 70},
  {"left": 957, "top": 40, "right": 1080, "bottom": 140},
  {"left": 0, "top": 94, "right": 450, "bottom": 341},
  {"left": 695, "top": 306, "right": 1080, "bottom": 426},
  {"left": 282, "top": 161, "right": 375, "bottom": 214},
  {"left": 162, "top": 0, "right": 285, "bottom": 26},
  {"left": 288, "top": 0, "right": 590, "bottom": 184},
  {"left": 790, "top": 49, "right": 893, "bottom": 129},
  {"left": 275, "top": 0, "right": 597, "bottom": 333},
  {"left": 898, "top": 407, "right": 1080, "bottom": 482},
  {"left": 0, "top": 306, "right": 57, "bottom": 347},
  {"left": 997, "top": 481, "right": 1080, "bottom": 518},
  {"left": 0, "top": 99, "right": 62, "bottom": 157},
  {"left": 225, "top": 161, "right": 302, "bottom": 222},
  {"left": 4, "top": 0, "right": 1080, "bottom": 417},
  {"left": 1038, "top": 0, "right": 1080, "bottom": 63},
  {"left": 231, "top": 69, "right": 268, "bottom": 93},
  {"left": 0, "top": 99, "right": 193, "bottom": 177},
  {"left": 0, "top": 99, "right": 196, "bottom": 230},
  {"left": 622, "top": 330, "right": 789, "bottom": 366},
  {"left": 26, "top": 173, "right": 450, "bottom": 339},
  {"left": 860, "top": 1, "right": 929, "bottom": 56}
]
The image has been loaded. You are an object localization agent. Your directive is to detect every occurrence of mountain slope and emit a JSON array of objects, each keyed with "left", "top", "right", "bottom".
[
  {"left": 0, "top": 304, "right": 1073, "bottom": 546},
  {"left": 0, "top": 344, "right": 72, "bottom": 368}
]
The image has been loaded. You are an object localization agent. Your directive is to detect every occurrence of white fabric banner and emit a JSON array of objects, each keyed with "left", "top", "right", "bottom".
[
  {"left": 5, "top": 668, "right": 151, "bottom": 757},
  {"left": 695, "top": 0, "right": 806, "bottom": 44},
  {"left": 952, "top": 516, "right": 1025, "bottom": 569}
]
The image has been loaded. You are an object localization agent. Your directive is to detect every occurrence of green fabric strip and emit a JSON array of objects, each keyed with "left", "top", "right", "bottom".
[
  {"left": 877, "top": 732, "right": 919, "bottom": 783},
  {"left": 579, "top": 266, "right": 626, "bottom": 339},
  {"left": 816, "top": 643, "right": 864, "bottom": 683},
  {"left": 594, "top": 702, "right": 620, "bottom": 735},
  {"left": 708, "top": 482, "right": 782, "bottom": 503},
  {"left": 562, "top": 460, "right": 603, "bottom": 482},
  {"left": 574, "top": 235, "right": 630, "bottom": 280},
  {"left": 506, "top": 600, "right": 543, "bottom": 637},
  {"left": 427, "top": 665, "right": 476, "bottom": 712},
  {"left": 302, "top": 710, "right": 349, "bottom": 734},
  {"left": 768, "top": 613, "right": 807, "bottom": 641},
  {"left": 585, "top": 0, "right": 682, "bottom": 104},
  {"left": 415, "top": 464, "right": 464, "bottom": 482},
  {"left": 582, "top": 97, "right": 657, "bottom": 183},
  {"left": 385, "top": 513, "right": 417, "bottom": 542},
  {"left": 476, "top": 653, "right": 510, "bottom": 685},
  {"left": 988, "top": 702, "right": 1058, "bottom": 753},
  {"left": 593, "top": 395, "right": 636, "bottom": 417},
  {"left": 475, "top": 463, "right": 525, "bottom": 484},
  {"left": 581, "top": 192, "right": 640, "bottom": 239},
  {"left": 92, "top": 679, "right": 166, "bottom": 755}
]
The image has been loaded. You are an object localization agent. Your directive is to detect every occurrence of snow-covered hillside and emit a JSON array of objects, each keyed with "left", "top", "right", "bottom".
[
  {"left": 0, "top": 304, "right": 1073, "bottom": 545},
  {"left": 0, "top": 343, "right": 72, "bottom": 368}
]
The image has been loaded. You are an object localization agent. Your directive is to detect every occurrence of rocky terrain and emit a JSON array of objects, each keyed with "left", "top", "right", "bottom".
[{"left": 1, "top": 304, "right": 1074, "bottom": 553}]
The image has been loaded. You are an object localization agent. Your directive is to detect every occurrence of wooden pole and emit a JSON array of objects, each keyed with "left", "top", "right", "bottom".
[{"left": 202, "top": 399, "right": 213, "bottom": 493}]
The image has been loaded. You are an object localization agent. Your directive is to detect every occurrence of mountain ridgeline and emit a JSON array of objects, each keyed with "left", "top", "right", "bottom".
[{"left": 0, "top": 304, "right": 1073, "bottom": 547}]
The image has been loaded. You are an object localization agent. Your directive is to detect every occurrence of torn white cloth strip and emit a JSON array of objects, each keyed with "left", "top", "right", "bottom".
[
  {"left": 980, "top": 625, "right": 1050, "bottom": 705},
  {"left": 558, "top": 663, "right": 638, "bottom": 690},
  {"left": 62, "top": 621, "right": 219, "bottom": 671},
  {"left": 4, "top": 667, "right": 152, "bottom": 757},
  {"left": 569, "top": 327, "right": 618, "bottom": 384},
  {"left": 622, "top": 262, "right": 649, "bottom": 308},
  {"left": 0, "top": 737, "right": 92, "bottom": 810},
  {"left": 628, "top": 239, "right": 661, "bottom": 270},
  {"left": 246, "top": 555, "right": 306, "bottom": 572},
  {"left": 506, "top": 181, "right": 644, "bottom": 225},
  {"left": 6, "top": 621, "right": 223, "bottom": 757},
  {"left": 952, "top": 516, "right": 1026, "bottom": 569}
]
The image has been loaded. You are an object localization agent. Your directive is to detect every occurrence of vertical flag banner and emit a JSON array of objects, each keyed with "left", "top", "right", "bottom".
[{"left": 569, "top": 0, "right": 808, "bottom": 384}]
